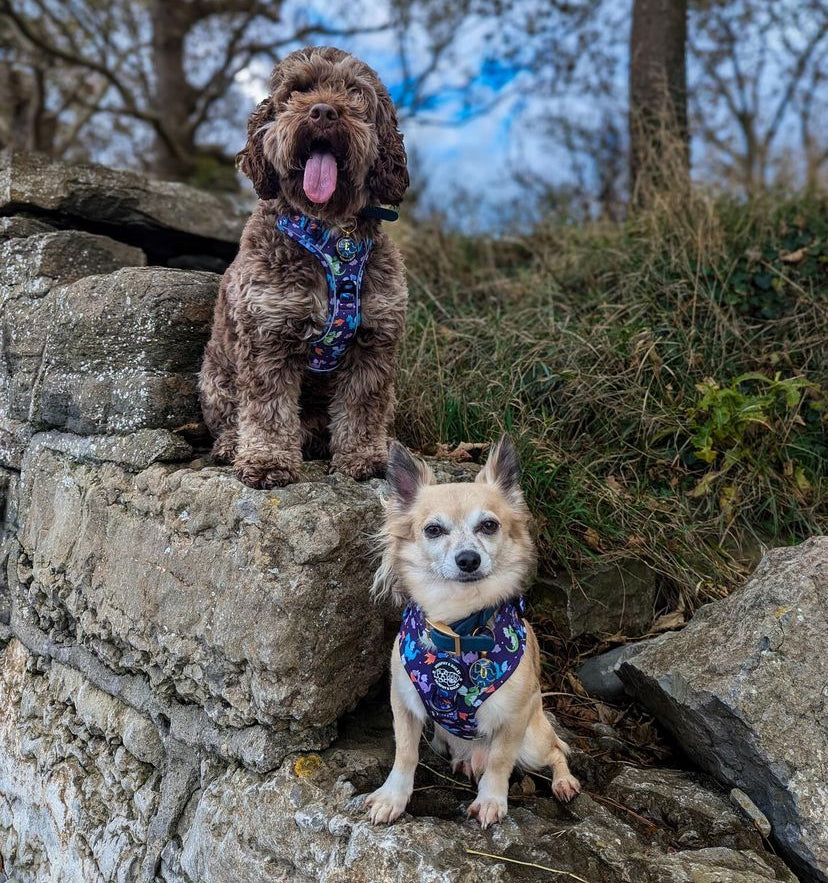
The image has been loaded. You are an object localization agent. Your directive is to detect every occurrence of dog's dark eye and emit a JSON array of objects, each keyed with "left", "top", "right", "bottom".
[
  {"left": 423, "top": 523, "right": 444, "bottom": 539},
  {"left": 478, "top": 519, "right": 500, "bottom": 535}
]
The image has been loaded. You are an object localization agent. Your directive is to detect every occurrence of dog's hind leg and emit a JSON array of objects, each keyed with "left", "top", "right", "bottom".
[
  {"left": 519, "top": 702, "right": 581, "bottom": 802},
  {"left": 199, "top": 287, "right": 239, "bottom": 461},
  {"left": 429, "top": 726, "right": 450, "bottom": 759},
  {"left": 200, "top": 340, "right": 238, "bottom": 462}
]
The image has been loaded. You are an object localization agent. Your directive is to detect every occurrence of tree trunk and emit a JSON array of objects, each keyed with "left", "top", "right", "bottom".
[
  {"left": 148, "top": 0, "right": 199, "bottom": 180},
  {"left": 628, "top": 0, "right": 689, "bottom": 207},
  {"left": 0, "top": 62, "right": 42, "bottom": 152}
]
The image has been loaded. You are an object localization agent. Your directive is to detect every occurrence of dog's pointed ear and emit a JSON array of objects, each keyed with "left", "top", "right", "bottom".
[
  {"left": 476, "top": 435, "right": 523, "bottom": 502},
  {"left": 368, "top": 86, "right": 409, "bottom": 206},
  {"left": 387, "top": 440, "right": 433, "bottom": 508},
  {"left": 237, "top": 97, "right": 280, "bottom": 200}
]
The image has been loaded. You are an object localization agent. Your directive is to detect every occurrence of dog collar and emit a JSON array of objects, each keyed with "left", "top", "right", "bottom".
[
  {"left": 425, "top": 606, "right": 498, "bottom": 654},
  {"left": 358, "top": 205, "right": 399, "bottom": 222}
]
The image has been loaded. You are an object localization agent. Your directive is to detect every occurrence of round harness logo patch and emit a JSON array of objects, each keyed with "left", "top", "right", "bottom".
[{"left": 432, "top": 659, "right": 464, "bottom": 692}]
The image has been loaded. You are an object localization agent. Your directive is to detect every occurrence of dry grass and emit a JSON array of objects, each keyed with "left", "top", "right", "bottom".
[{"left": 395, "top": 189, "right": 827, "bottom": 609}]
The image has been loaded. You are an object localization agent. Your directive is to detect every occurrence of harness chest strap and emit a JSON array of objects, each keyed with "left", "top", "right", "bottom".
[
  {"left": 399, "top": 599, "right": 527, "bottom": 740},
  {"left": 276, "top": 212, "right": 374, "bottom": 373}
]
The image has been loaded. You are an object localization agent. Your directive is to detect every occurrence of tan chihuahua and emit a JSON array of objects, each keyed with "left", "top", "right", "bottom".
[{"left": 366, "top": 437, "right": 580, "bottom": 829}]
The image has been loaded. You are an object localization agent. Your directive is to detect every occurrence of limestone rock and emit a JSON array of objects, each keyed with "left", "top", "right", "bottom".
[
  {"left": 619, "top": 537, "right": 828, "bottom": 883},
  {"left": 606, "top": 767, "right": 763, "bottom": 851},
  {"left": 2, "top": 264, "right": 217, "bottom": 437},
  {"left": 0, "top": 419, "right": 32, "bottom": 470},
  {"left": 162, "top": 715, "right": 795, "bottom": 883},
  {"left": 574, "top": 640, "right": 653, "bottom": 702},
  {"left": 14, "top": 440, "right": 395, "bottom": 748},
  {"left": 0, "top": 467, "right": 18, "bottom": 622},
  {"left": 0, "top": 661, "right": 797, "bottom": 883},
  {"left": 33, "top": 429, "right": 193, "bottom": 471},
  {"left": 0, "top": 151, "right": 244, "bottom": 267},
  {"left": 0, "top": 231, "right": 149, "bottom": 465},
  {"left": 0, "top": 638, "right": 162, "bottom": 882},
  {"left": 0, "top": 229, "right": 145, "bottom": 300},
  {"left": 0, "top": 215, "right": 55, "bottom": 239},
  {"left": 532, "top": 558, "right": 657, "bottom": 638}
]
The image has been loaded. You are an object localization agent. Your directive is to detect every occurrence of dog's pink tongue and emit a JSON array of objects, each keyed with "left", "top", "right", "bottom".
[{"left": 303, "top": 150, "right": 338, "bottom": 203}]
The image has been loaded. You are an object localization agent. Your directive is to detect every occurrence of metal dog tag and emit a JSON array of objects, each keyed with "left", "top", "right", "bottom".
[
  {"left": 336, "top": 235, "right": 358, "bottom": 261},
  {"left": 470, "top": 657, "right": 497, "bottom": 688}
]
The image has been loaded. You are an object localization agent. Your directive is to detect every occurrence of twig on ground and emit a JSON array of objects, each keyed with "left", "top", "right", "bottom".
[{"left": 465, "top": 849, "right": 592, "bottom": 882}]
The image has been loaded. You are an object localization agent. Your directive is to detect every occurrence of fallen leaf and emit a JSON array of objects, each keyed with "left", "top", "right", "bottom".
[
  {"left": 779, "top": 246, "right": 807, "bottom": 263},
  {"left": 687, "top": 470, "right": 722, "bottom": 498},
  {"left": 584, "top": 527, "right": 602, "bottom": 551},
  {"left": 605, "top": 475, "right": 627, "bottom": 496},
  {"left": 433, "top": 441, "right": 490, "bottom": 461},
  {"left": 518, "top": 775, "right": 536, "bottom": 795},
  {"left": 794, "top": 466, "right": 812, "bottom": 492},
  {"left": 651, "top": 610, "right": 686, "bottom": 632},
  {"left": 565, "top": 671, "right": 589, "bottom": 697}
]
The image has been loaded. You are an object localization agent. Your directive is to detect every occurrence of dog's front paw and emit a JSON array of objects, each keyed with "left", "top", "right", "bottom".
[
  {"left": 211, "top": 430, "right": 237, "bottom": 463},
  {"left": 552, "top": 773, "right": 581, "bottom": 802},
  {"left": 331, "top": 450, "right": 387, "bottom": 481},
  {"left": 365, "top": 785, "right": 409, "bottom": 825},
  {"left": 234, "top": 447, "right": 301, "bottom": 489},
  {"left": 468, "top": 793, "right": 508, "bottom": 829}
]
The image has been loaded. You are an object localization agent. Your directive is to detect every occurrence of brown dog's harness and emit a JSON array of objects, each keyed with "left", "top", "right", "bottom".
[{"left": 276, "top": 212, "right": 372, "bottom": 373}]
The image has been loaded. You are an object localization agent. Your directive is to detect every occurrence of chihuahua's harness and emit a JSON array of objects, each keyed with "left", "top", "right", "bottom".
[
  {"left": 276, "top": 212, "right": 374, "bottom": 373},
  {"left": 399, "top": 599, "right": 527, "bottom": 739}
]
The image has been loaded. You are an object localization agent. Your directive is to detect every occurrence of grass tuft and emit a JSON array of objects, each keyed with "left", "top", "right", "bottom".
[{"left": 395, "top": 191, "right": 827, "bottom": 608}]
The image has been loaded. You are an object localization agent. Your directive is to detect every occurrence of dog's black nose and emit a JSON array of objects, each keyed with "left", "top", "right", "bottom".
[
  {"left": 455, "top": 550, "right": 481, "bottom": 573},
  {"left": 310, "top": 103, "right": 338, "bottom": 124}
]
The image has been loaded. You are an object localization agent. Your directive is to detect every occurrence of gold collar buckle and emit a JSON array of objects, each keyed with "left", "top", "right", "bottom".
[{"left": 425, "top": 618, "right": 462, "bottom": 655}]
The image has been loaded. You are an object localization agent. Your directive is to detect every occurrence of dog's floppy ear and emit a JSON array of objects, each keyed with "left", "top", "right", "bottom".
[
  {"left": 476, "top": 435, "right": 523, "bottom": 503},
  {"left": 387, "top": 440, "right": 433, "bottom": 508},
  {"left": 368, "top": 86, "right": 409, "bottom": 206},
  {"left": 237, "top": 97, "right": 280, "bottom": 200}
]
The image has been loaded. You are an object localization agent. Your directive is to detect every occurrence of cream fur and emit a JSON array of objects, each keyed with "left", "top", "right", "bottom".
[{"left": 366, "top": 438, "right": 580, "bottom": 828}]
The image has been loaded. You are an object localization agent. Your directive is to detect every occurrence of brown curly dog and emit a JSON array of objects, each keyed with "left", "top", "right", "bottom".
[{"left": 199, "top": 46, "right": 409, "bottom": 488}]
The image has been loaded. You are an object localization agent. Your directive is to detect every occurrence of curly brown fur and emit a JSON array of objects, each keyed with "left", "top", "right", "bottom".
[{"left": 200, "top": 46, "right": 409, "bottom": 488}]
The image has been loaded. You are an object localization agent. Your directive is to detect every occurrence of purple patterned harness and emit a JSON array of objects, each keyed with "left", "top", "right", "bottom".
[
  {"left": 399, "top": 599, "right": 527, "bottom": 739},
  {"left": 276, "top": 213, "right": 374, "bottom": 373}
]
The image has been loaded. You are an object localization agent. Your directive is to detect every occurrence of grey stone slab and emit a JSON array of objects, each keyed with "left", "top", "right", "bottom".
[
  {"left": 533, "top": 558, "right": 658, "bottom": 638},
  {"left": 0, "top": 151, "right": 244, "bottom": 266},
  {"left": 619, "top": 537, "right": 828, "bottom": 883}
]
